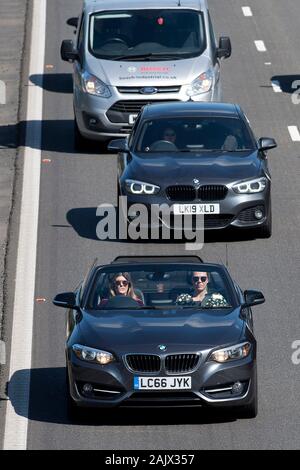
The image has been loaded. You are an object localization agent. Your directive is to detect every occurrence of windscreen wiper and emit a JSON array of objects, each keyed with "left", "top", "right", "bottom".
[{"left": 113, "top": 53, "right": 183, "bottom": 61}]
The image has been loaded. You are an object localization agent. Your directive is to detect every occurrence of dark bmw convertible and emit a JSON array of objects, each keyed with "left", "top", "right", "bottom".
[
  {"left": 53, "top": 256, "right": 265, "bottom": 418},
  {"left": 109, "top": 102, "right": 277, "bottom": 238}
]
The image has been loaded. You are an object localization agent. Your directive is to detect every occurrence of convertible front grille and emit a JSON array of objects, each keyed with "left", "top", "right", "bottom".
[
  {"left": 126, "top": 354, "right": 161, "bottom": 373},
  {"left": 165, "top": 354, "right": 200, "bottom": 373}
]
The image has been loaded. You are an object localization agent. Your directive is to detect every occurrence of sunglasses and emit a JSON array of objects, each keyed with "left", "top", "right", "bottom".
[
  {"left": 164, "top": 133, "right": 175, "bottom": 137},
  {"left": 114, "top": 280, "right": 129, "bottom": 287},
  {"left": 193, "top": 276, "right": 207, "bottom": 283}
]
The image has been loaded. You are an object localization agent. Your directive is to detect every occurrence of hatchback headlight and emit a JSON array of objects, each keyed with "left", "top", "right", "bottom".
[
  {"left": 232, "top": 177, "right": 267, "bottom": 194},
  {"left": 72, "top": 344, "right": 115, "bottom": 365},
  {"left": 186, "top": 69, "right": 214, "bottom": 96},
  {"left": 210, "top": 342, "right": 251, "bottom": 363},
  {"left": 125, "top": 179, "right": 160, "bottom": 195},
  {"left": 81, "top": 71, "right": 111, "bottom": 98}
]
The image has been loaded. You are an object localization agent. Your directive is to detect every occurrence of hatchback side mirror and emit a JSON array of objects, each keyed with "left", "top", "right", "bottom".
[
  {"left": 53, "top": 292, "right": 78, "bottom": 309},
  {"left": 243, "top": 290, "right": 265, "bottom": 308},
  {"left": 61, "top": 40, "right": 78, "bottom": 62},
  {"left": 258, "top": 137, "right": 277, "bottom": 151},
  {"left": 108, "top": 138, "right": 129, "bottom": 152},
  {"left": 217, "top": 37, "right": 232, "bottom": 59}
]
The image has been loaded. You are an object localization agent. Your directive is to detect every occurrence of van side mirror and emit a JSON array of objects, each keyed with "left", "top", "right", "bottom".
[
  {"left": 258, "top": 137, "right": 277, "bottom": 152},
  {"left": 66, "top": 17, "right": 79, "bottom": 28},
  {"left": 108, "top": 138, "right": 129, "bottom": 152},
  {"left": 217, "top": 37, "right": 232, "bottom": 59},
  {"left": 61, "top": 40, "right": 78, "bottom": 62},
  {"left": 53, "top": 292, "right": 78, "bottom": 309},
  {"left": 243, "top": 290, "right": 265, "bottom": 308}
]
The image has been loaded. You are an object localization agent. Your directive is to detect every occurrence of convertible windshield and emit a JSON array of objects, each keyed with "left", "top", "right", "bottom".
[
  {"left": 89, "top": 10, "right": 206, "bottom": 60},
  {"left": 135, "top": 117, "right": 256, "bottom": 153},
  {"left": 87, "top": 266, "right": 234, "bottom": 311}
]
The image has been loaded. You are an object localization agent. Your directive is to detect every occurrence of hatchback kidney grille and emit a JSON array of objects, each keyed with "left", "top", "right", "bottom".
[{"left": 166, "top": 185, "right": 227, "bottom": 202}]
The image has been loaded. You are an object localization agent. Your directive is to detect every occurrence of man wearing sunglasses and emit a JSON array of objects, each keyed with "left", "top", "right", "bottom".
[{"left": 176, "top": 271, "right": 229, "bottom": 307}]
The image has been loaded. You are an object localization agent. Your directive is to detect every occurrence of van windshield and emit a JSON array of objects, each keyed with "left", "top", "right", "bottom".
[{"left": 89, "top": 10, "right": 206, "bottom": 60}]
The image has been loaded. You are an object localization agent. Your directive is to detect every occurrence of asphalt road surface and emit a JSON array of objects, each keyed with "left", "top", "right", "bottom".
[{"left": 2, "top": 0, "right": 300, "bottom": 449}]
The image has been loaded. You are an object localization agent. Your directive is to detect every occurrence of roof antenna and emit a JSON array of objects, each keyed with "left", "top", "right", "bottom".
[{"left": 178, "top": 0, "right": 182, "bottom": 6}]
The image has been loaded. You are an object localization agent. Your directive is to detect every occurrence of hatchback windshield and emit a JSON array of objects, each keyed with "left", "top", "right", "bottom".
[
  {"left": 135, "top": 117, "right": 255, "bottom": 153},
  {"left": 87, "top": 266, "right": 234, "bottom": 311},
  {"left": 89, "top": 10, "right": 206, "bottom": 60}
]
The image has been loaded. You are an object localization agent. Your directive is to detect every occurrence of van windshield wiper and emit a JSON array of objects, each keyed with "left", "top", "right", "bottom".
[{"left": 112, "top": 53, "right": 183, "bottom": 61}]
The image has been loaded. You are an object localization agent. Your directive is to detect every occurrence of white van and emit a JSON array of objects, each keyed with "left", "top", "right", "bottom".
[{"left": 61, "top": 0, "right": 232, "bottom": 146}]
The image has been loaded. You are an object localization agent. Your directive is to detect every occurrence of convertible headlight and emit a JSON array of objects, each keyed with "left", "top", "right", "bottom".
[
  {"left": 72, "top": 344, "right": 115, "bottom": 365},
  {"left": 81, "top": 71, "right": 111, "bottom": 98},
  {"left": 125, "top": 179, "right": 160, "bottom": 195},
  {"left": 186, "top": 69, "right": 214, "bottom": 96},
  {"left": 210, "top": 342, "right": 251, "bottom": 363},
  {"left": 232, "top": 177, "right": 267, "bottom": 194}
]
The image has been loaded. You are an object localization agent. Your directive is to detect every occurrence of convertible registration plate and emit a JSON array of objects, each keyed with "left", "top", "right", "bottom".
[
  {"left": 173, "top": 204, "right": 220, "bottom": 215},
  {"left": 134, "top": 376, "right": 192, "bottom": 390}
]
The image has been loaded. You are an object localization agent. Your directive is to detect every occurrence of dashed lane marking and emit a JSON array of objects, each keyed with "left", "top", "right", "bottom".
[
  {"left": 255, "top": 40, "right": 267, "bottom": 52},
  {"left": 288, "top": 126, "right": 300, "bottom": 142},
  {"left": 242, "top": 6, "right": 253, "bottom": 16}
]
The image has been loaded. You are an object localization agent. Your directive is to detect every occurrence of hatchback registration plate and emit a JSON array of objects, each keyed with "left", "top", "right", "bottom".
[
  {"left": 173, "top": 204, "right": 220, "bottom": 215},
  {"left": 134, "top": 376, "right": 192, "bottom": 390}
]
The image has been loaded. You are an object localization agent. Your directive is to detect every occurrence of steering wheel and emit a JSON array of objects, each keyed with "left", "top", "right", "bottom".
[
  {"left": 102, "top": 38, "right": 128, "bottom": 47},
  {"left": 103, "top": 295, "right": 141, "bottom": 309},
  {"left": 149, "top": 140, "right": 178, "bottom": 152}
]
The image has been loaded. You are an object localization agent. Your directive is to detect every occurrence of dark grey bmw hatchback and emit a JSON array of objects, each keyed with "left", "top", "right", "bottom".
[
  {"left": 53, "top": 256, "right": 265, "bottom": 418},
  {"left": 109, "top": 102, "right": 277, "bottom": 238}
]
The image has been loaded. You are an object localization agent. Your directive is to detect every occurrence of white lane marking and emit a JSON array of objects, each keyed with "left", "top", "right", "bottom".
[
  {"left": 254, "top": 40, "right": 267, "bottom": 52},
  {"left": 3, "top": 0, "right": 46, "bottom": 450},
  {"left": 288, "top": 126, "right": 300, "bottom": 142},
  {"left": 271, "top": 80, "right": 282, "bottom": 93},
  {"left": 242, "top": 6, "right": 253, "bottom": 16},
  {"left": 0, "top": 340, "right": 6, "bottom": 365}
]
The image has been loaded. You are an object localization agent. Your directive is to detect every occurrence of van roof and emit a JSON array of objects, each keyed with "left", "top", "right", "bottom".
[{"left": 83, "top": 0, "right": 208, "bottom": 15}]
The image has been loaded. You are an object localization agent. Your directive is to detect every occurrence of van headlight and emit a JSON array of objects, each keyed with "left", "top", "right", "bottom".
[
  {"left": 72, "top": 344, "right": 115, "bottom": 365},
  {"left": 232, "top": 177, "right": 267, "bottom": 194},
  {"left": 186, "top": 69, "right": 214, "bottom": 96},
  {"left": 125, "top": 179, "right": 160, "bottom": 195},
  {"left": 81, "top": 71, "right": 111, "bottom": 98},
  {"left": 210, "top": 342, "right": 251, "bottom": 363}
]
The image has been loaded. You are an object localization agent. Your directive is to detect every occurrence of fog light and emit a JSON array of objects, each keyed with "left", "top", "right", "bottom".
[
  {"left": 232, "top": 381, "right": 243, "bottom": 395},
  {"left": 82, "top": 383, "right": 93, "bottom": 395},
  {"left": 254, "top": 209, "right": 263, "bottom": 220},
  {"left": 89, "top": 118, "right": 98, "bottom": 126}
]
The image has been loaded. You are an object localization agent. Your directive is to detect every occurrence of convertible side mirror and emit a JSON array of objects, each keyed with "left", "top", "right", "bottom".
[
  {"left": 108, "top": 138, "right": 129, "bottom": 152},
  {"left": 243, "top": 290, "right": 265, "bottom": 308},
  {"left": 53, "top": 292, "right": 78, "bottom": 309},
  {"left": 217, "top": 36, "right": 232, "bottom": 59},
  {"left": 61, "top": 40, "right": 78, "bottom": 62},
  {"left": 258, "top": 137, "right": 277, "bottom": 152}
]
